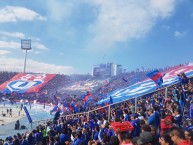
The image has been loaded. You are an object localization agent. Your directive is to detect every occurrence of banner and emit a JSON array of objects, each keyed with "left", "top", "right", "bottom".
[
  {"left": 23, "top": 106, "right": 32, "bottom": 123},
  {"left": 0, "top": 73, "right": 55, "bottom": 94},
  {"left": 98, "top": 63, "right": 193, "bottom": 104}
]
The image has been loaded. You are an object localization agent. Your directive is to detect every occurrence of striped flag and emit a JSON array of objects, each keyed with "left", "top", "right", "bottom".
[
  {"left": 83, "top": 92, "right": 92, "bottom": 110},
  {"left": 23, "top": 106, "right": 32, "bottom": 123},
  {"left": 147, "top": 69, "right": 163, "bottom": 86}
]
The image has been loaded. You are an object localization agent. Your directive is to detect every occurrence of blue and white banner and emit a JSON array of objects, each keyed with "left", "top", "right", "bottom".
[
  {"left": 98, "top": 63, "right": 193, "bottom": 104},
  {"left": 23, "top": 106, "right": 33, "bottom": 124}
]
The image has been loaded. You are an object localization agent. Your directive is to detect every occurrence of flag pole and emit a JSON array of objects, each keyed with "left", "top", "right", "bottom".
[
  {"left": 135, "top": 97, "right": 137, "bottom": 113},
  {"left": 108, "top": 105, "right": 111, "bottom": 121}
]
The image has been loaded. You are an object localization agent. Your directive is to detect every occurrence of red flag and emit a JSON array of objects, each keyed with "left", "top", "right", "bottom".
[{"left": 83, "top": 92, "right": 92, "bottom": 102}]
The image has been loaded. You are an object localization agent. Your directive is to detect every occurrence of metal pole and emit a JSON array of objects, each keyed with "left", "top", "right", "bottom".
[
  {"left": 135, "top": 97, "right": 137, "bottom": 113},
  {"left": 108, "top": 105, "right": 111, "bottom": 121},
  {"left": 23, "top": 49, "right": 27, "bottom": 73},
  {"left": 87, "top": 111, "right": 89, "bottom": 122},
  {"left": 165, "top": 87, "right": 168, "bottom": 99}
]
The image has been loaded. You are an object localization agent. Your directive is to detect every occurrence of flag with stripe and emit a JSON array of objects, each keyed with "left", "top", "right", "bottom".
[
  {"left": 50, "top": 104, "right": 58, "bottom": 113},
  {"left": 147, "top": 69, "right": 163, "bottom": 86},
  {"left": 23, "top": 106, "right": 32, "bottom": 123},
  {"left": 83, "top": 92, "right": 92, "bottom": 110}
]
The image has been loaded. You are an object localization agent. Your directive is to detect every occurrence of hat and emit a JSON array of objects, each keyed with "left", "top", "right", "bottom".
[
  {"left": 130, "top": 114, "right": 137, "bottom": 118},
  {"left": 8, "top": 136, "right": 13, "bottom": 141},
  {"left": 137, "top": 131, "right": 153, "bottom": 145}
]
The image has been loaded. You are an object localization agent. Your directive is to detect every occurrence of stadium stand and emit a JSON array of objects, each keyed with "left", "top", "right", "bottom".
[{"left": 0, "top": 64, "right": 192, "bottom": 145}]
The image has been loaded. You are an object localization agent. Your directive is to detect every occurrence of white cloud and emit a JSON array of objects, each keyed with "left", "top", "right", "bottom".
[
  {"left": 47, "top": 0, "right": 74, "bottom": 21},
  {"left": 30, "top": 50, "right": 41, "bottom": 54},
  {"left": 86, "top": 0, "right": 177, "bottom": 50},
  {"left": 149, "top": 0, "right": 176, "bottom": 18},
  {"left": 0, "top": 58, "right": 77, "bottom": 74},
  {"left": 0, "top": 40, "right": 20, "bottom": 49},
  {"left": 33, "top": 51, "right": 41, "bottom": 54},
  {"left": 45, "top": 0, "right": 177, "bottom": 50},
  {"left": 0, "top": 31, "right": 25, "bottom": 38},
  {"left": 34, "top": 42, "right": 49, "bottom": 51},
  {"left": 0, "top": 50, "right": 11, "bottom": 55},
  {"left": 0, "top": 6, "right": 47, "bottom": 23},
  {"left": 174, "top": 31, "right": 185, "bottom": 38}
]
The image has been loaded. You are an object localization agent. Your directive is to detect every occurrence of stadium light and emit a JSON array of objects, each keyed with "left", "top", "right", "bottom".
[{"left": 21, "top": 39, "right": 32, "bottom": 73}]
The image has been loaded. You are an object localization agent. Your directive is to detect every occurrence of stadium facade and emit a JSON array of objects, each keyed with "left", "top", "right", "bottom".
[{"left": 93, "top": 63, "right": 122, "bottom": 77}]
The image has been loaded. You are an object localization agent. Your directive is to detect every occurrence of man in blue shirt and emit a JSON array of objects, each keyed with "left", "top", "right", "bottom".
[
  {"left": 147, "top": 108, "right": 159, "bottom": 129},
  {"left": 59, "top": 129, "right": 68, "bottom": 143},
  {"left": 72, "top": 131, "right": 85, "bottom": 145},
  {"left": 130, "top": 114, "right": 140, "bottom": 137}
]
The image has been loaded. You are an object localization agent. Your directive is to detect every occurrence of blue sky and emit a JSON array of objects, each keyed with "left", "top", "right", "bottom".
[{"left": 0, "top": 0, "right": 193, "bottom": 74}]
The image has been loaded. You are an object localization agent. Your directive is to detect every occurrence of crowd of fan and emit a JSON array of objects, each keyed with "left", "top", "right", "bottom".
[
  {"left": 93, "top": 64, "right": 187, "bottom": 99},
  {"left": 0, "top": 72, "right": 193, "bottom": 145},
  {"left": 93, "top": 71, "right": 150, "bottom": 99},
  {"left": 38, "top": 64, "right": 189, "bottom": 105},
  {"left": 0, "top": 71, "right": 17, "bottom": 85},
  {"left": 0, "top": 64, "right": 185, "bottom": 103},
  {"left": 0, "top": 69, "right": 152, "bottom": 110},
  {"left": 41, "top": 74, "right": 92, "bottom": 97}
]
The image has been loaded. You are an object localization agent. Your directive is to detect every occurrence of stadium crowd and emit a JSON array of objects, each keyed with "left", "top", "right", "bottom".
[
  {"left": 1, "top": 71, "right": 193, "bottom": 145},
  {"left": 0, "top": 71, "right": 17, "bottom": 85},
  {"left": 0, "top": 70, "right": 192, "bottom": 145}
]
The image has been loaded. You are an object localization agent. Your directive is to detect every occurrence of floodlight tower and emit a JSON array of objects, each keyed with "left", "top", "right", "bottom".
[{"left": 21, "top": 39, "right": 32, "bottom": 73}]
